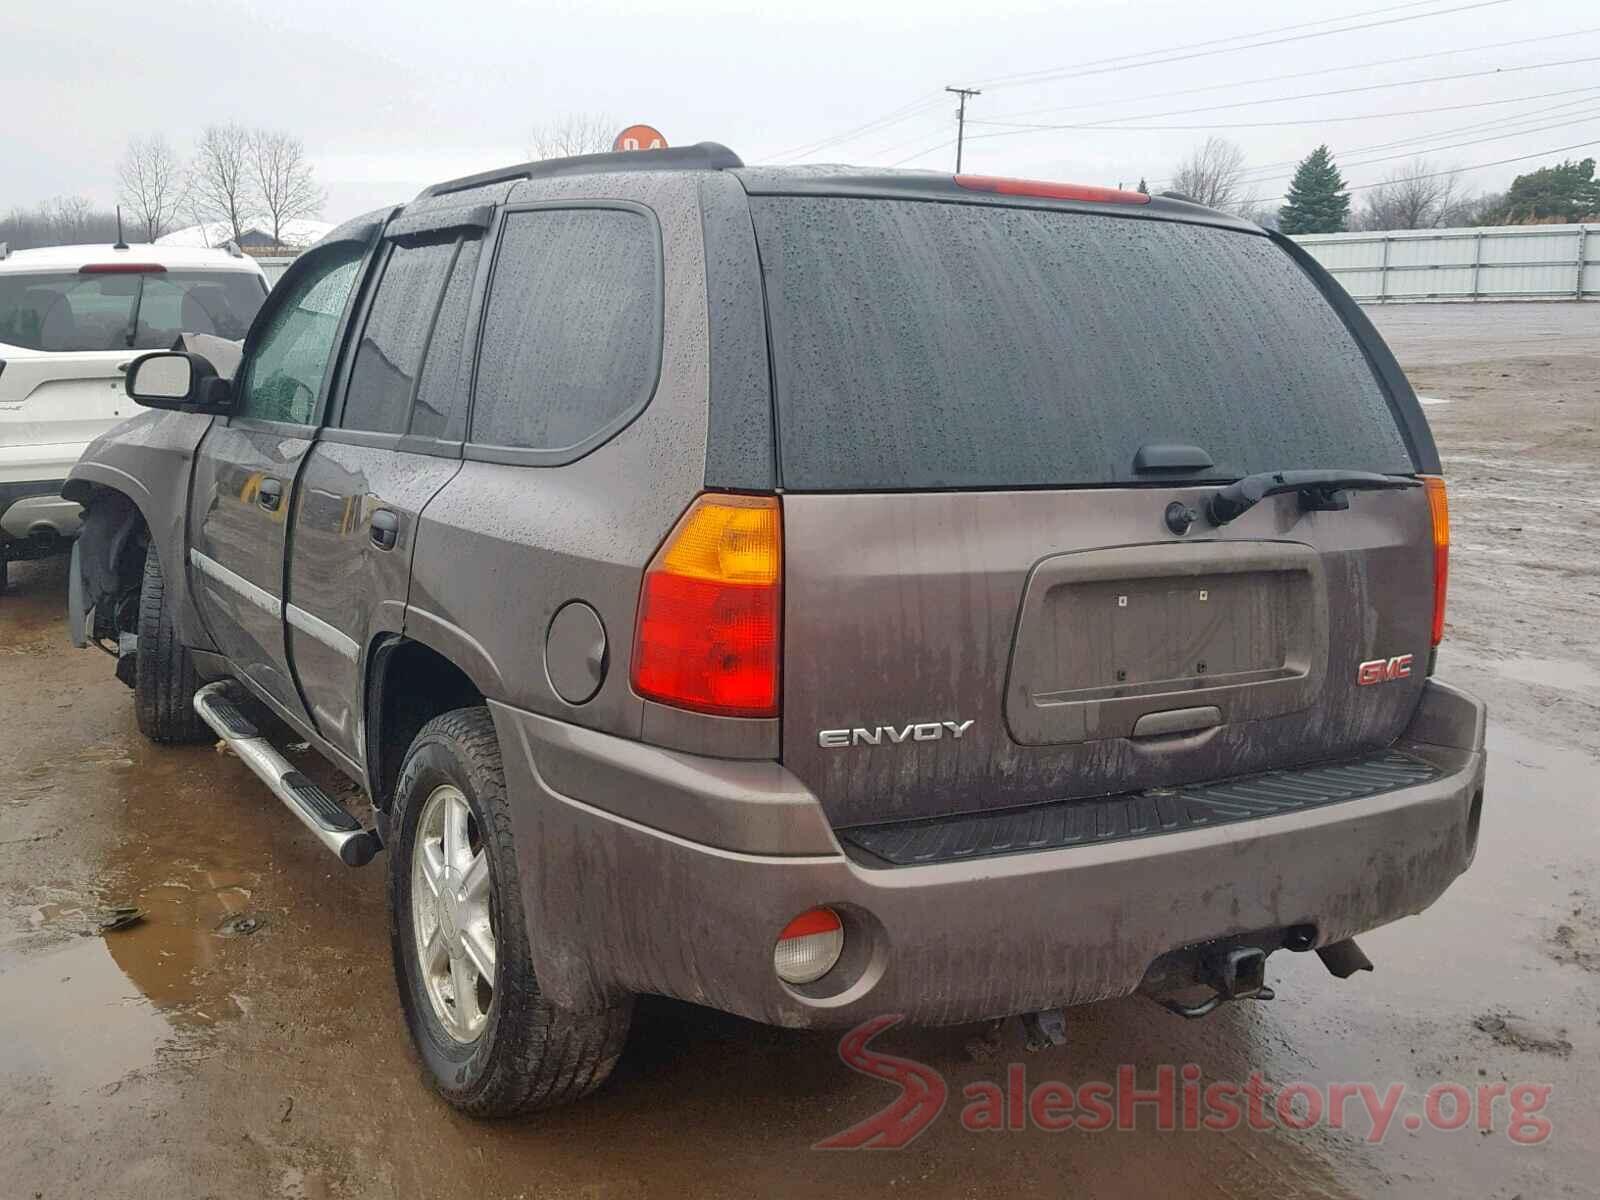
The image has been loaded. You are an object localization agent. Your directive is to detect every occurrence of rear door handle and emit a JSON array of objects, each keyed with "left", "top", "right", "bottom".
[
  {"left": 370, "top": 508, "right": 399, "bottom": 550},
  {"left": 257, "top": 477, "right": 283, "bottom": 511}
]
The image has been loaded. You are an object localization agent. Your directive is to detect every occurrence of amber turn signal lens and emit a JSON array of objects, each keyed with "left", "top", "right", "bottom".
[{"left": 632, "top": 494, "right": 782, "bottom": 718}]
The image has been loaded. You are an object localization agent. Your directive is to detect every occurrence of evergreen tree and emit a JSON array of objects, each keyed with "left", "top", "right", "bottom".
[
  {"left": 1492, "top": 158, "right": 1600, "bottom": 223},
  {"left": 1278, "top": 145, "right": 1350, "bottom": 234}
]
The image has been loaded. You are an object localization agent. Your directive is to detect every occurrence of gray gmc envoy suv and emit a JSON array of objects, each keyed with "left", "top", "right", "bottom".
[{"left": 63, "top": 142, "right": 1487, "bottom": 1117}]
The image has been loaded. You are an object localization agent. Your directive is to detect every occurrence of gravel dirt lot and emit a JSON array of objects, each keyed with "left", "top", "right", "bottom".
[{"left": 1, "top": 301, "right": 1595, "bottom": 1199}]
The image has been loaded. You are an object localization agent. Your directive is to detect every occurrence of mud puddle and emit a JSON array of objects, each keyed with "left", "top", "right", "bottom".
[{"left": 0, "top": 937, "right": 176, "bottom": 1098}]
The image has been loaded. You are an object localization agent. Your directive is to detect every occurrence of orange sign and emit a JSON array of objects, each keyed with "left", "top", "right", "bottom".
[{"left": 613, "top": 124, "right": 668, "bottom": 152}]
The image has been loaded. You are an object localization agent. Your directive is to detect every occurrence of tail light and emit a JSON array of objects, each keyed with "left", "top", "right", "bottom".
[
  {"left": 1424, "top": 476, "right": 1449, "bottom": 649},
  {"left": 632, "top": 493, "right": 781, "bottom": 717}
]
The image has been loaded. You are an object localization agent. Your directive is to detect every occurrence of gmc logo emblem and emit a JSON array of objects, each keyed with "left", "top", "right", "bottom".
[{"left": 1357, "top": 654, "right": 1414, "bottom": 686}]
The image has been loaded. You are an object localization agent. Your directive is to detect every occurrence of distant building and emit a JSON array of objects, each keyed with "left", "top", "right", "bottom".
[{"left": 156, "top": 219, "right": 334, "bottom": 254}]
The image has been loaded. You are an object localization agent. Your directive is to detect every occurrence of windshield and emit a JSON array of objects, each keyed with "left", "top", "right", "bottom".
[
  {"left": 0, "top": 269, "right": 267, "bottom": 352},
  {"left": 749, "top": 197, "right": 1415, "bottom": 491}
]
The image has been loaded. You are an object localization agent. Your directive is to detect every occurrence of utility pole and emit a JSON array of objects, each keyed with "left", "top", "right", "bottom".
[{"left": 946, "top": 86, "right": 981, "bottom": 173}]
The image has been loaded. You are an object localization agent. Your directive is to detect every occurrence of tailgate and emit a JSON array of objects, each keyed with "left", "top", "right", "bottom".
[
  {"left": 782, "top": 486, "right": 1434, "bottom": 828},
  {"left": 749, "top": 189, "right": 1439, "bottom": 830},
  {"left": 0, "top": 346, "right": 134, "bottom": 455}
]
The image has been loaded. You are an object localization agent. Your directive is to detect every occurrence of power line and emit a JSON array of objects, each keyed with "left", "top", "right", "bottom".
[
  {"left": 873, "top": 83, "right": 1600, "bottom": 173},
  {"left": 972, "top": 0, "right": 1458, "bottom": 88},
  {"left": 968, "top": 84, "right": 1600, "bottom": 134},
  {"left": 888, "top": 137, "right": 958, "bottom": 168},
  {"left": 953, "top": 53, "right": 1600, "bottom": 150},
  {"left": 767, "top": 93, "right": 945, "bottom": 163},
  {"left": 765, "top": 0, "right": 1517, "bottom": 164},
  {"left": 1343, "top": 139, "right": 1600, "bottom": 192},
  {"left": 1118, "top": 90, "right": 1600, "bottom": 190},
  {"left": 1217, "top": 93, "right": 1600, "bottom": 184},
  {"left": 971, "top": 0, "right": 1512, "bottom": 92},
  {"left": 1249, "top": 116, "right": 1600, "bottom": 190},
  {"left": 981, "top": 26, "right": 1600, "bottom": 125}
]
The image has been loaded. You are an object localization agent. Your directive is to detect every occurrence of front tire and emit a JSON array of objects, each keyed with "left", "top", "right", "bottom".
[
  {"left": 389, "top": 707, "right": 632, "bottom": 1117},
  {"left": 134, "top": 548, "right": 209, "bottom": 743}
]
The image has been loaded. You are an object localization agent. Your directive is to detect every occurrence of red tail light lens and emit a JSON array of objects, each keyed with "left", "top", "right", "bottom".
[
  {"left": 955, "top": 174, "right": 1150, "bottom": 205},
  {"left": 1424, "top": 476, "right": 1449, "bottom": 647},
  {"left": 78, "top": 263, "right": 166, "bottom": 274},
  {"left": 632, "top": 494, "right": 782, "bottom": 718}
]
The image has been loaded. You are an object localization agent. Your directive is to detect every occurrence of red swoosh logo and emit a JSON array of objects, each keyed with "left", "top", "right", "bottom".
[{"left": 815, "top": 1014, "right": 947, "bottom": 1149}]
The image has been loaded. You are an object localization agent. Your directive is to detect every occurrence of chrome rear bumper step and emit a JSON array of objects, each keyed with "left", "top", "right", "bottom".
[{"left": 193, "top": 682, "right": 380, "bottom": 867}]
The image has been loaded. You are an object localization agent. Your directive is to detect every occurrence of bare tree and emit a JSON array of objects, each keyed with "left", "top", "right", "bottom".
[
  {"left": 43, "top": 195, "right": 96, "bottom": 242},
  {"left": 526, "top": 113, "right": 616, "bottom": 160},
  {"left": 1352, "top": 158, "right": 1461, "bottom": 231},
  {"left": 117, "top": 135, "right": 186, "bottom": 241},
  {"left": 1169, "top": 137, "right": 1253, "bottom": 214},
  {"left": 249, "top": 129, "right": 324, "bottom": 249},
  {"left": 189, "top": 124, "right": 255, "bottom": 243},
  {"left": 0, "top": 201, "right": 120, "bottom": 250}
]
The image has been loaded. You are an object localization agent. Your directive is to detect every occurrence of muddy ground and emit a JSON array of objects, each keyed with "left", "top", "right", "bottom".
[{"left": 2, "top": 302, "right": 1596, "bottom": 1199}]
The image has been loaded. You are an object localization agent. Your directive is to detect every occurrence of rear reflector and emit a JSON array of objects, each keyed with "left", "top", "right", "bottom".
[
  {"left": 774, "top": 907, "right": 844, "bottom": 985},
  {"left": 79, "top": 263, "right": 165, "bottom": 274},
  {"left": 955, "top": 174, "right": 1151, "bottom": 205},
  {"left": 632, "top": 493, "right": 782, "bottom": 717},
  {"left": 1424, "top": 476, "right": 1449, "bottom": 647}
]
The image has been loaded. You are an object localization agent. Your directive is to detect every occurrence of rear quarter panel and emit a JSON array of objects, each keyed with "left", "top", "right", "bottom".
[{"left": 406, "top": 172, "right": 715, "bottom": 742}]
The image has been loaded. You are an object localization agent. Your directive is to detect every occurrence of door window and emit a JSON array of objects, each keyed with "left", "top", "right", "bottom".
[
  {"left": 235, "top": 244, "right": 364, "bottom": 425},
  {"left": 341, "top": 239, "right": 458, "bottom": 434},
  {"left": 409, "top": 236, "right": 481, "bottom": 440}
]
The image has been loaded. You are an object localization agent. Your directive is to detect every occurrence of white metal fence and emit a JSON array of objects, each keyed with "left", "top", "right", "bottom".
[{"left": 1293, "top": 223, "right": 1597, "bottom": 302}]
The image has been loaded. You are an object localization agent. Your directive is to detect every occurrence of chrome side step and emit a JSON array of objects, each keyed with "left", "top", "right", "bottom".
[{"left": 193, "top": 682, "right": 381, "bottom": 867}]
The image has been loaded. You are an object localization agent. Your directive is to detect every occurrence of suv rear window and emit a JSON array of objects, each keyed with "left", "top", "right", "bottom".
[
  {"left": 0, "top": 269, "right": 266, "bottom": 353},
  {"left": 749, "top": 197, "right": 1414, "bottom": 491}
]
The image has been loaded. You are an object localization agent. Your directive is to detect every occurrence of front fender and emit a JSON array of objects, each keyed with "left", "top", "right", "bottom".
[{"left": 65, "top": 408, "right": 218, "bottom": 654}]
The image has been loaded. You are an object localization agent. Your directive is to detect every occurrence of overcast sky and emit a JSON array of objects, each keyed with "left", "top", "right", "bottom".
[{"left": 4, "top": 0, "right": 1597, "bottom": 225}]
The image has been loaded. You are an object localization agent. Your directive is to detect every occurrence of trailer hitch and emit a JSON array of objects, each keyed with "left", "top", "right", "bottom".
[{"left": 1156, "top": 946, "right": 1276, "bottom": 1019}]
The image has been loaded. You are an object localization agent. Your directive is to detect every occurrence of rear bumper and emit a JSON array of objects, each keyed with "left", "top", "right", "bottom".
[
  {"left": 0, "top": 479, "right": 81, "bottom": 544},
  {"left": 492, "top": 679, "right": 1486, "bottom": 1028}
]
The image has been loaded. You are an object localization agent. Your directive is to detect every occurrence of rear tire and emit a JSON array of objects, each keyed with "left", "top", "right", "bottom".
[
  {"left": 389, "top": 706, "right": 633, "bottom": 1117},
  {"left": 0, "top": 552, "right": 9, "bottom": 595},
  {"left": 134, "top": 548, "right": 209, "bottom": 743}
]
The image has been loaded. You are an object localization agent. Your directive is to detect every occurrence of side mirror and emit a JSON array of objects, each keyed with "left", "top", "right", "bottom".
[{"left": 125, "top": 351, "right": 232, "bottom": 414}]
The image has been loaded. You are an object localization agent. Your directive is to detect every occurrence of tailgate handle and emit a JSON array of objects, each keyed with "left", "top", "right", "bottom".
[{"left": 1131, "top": 706, "right": 1222, "bottom": 739}]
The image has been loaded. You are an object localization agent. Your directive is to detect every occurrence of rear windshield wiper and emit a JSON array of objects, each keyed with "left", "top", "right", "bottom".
[{"left": 1206, "top": 470, "right": 1419, "bottom": 527}]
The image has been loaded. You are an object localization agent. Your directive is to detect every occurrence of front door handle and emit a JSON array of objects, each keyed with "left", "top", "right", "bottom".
[
  {"left": 370, "top": 508, "right": 399, "bottom": 550},
  {"left": 257, "top": 477, "right": 283, "bottom": 511}
]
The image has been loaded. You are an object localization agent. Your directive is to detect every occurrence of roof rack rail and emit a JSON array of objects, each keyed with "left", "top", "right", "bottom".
[{"left": 416, "top": 141, "right": 743, "bottom": 200}]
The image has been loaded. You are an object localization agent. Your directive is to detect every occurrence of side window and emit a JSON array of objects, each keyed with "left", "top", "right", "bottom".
[
  {"left": 236, "top": 244, "right": 364, "bottom": 425},
  {"left": 471, "top": 208, "right": 659, "bottom": 454},
  {"left": 409, "top": 236, "right": 482, "bottom": 440},
  {"left": 341, "top": 238, "right": 457, "bottom": 434}
]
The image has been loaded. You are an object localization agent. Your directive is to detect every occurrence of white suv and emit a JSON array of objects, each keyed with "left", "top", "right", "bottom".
[{"left": 0, "top": 241, "right": 268, "bottom": 589}]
